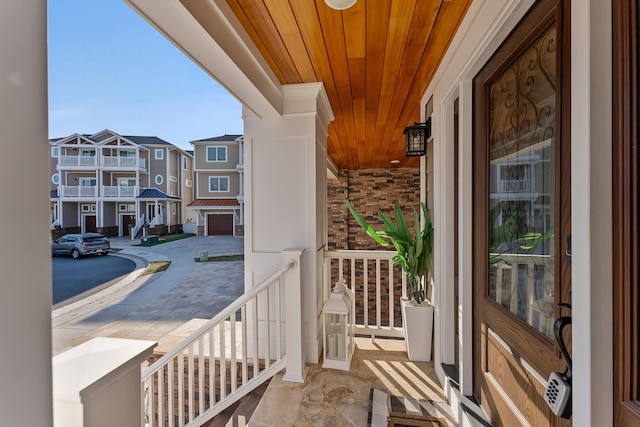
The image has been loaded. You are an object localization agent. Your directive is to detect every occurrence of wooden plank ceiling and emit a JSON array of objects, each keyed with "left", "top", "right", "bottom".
[{"left": 226, "top": 0, "right": 472, "bottom": 170}]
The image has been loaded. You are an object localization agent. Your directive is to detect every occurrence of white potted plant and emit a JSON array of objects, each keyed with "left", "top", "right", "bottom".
[{"left": 346, "top": 200, "right": 434, "bottom": 361}]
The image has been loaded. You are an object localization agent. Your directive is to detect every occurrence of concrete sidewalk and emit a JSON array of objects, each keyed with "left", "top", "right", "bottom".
[{"left": 52, "top": 235, "right": 245, "bottom": 356}]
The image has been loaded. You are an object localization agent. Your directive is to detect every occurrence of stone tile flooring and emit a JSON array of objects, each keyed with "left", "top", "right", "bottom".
[{"left": 250, "top": 338, "right": 457, "bottom": 426}]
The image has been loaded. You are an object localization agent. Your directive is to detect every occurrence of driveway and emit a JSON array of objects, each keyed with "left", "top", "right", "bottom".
[{"left": 52, "top": 236, "right": 245, "bottom": 356}]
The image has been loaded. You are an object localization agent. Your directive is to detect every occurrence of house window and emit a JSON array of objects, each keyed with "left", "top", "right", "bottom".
[
  {"left": 91, "top": 204, "right": 97, "bottom": 212},
  {"left": 82, "top": 204, "right": 90, "bottom": 212},
  {"left": 128, "top": 204, "right": 135, "bottom": 211},
  {"left": 118, "top": 178, "right": 137, "bottom": 187},
  {"left": 52, "top": 174, "right": 60, "bottom": 185},
  {"left": 155, "top": 175, "right": 164, "bottom": 185},
  {"left": 79, "top": 177, "right": 97, "bottom": 186},
  {"left": 51, "top": 147, "right": 59, "bottom": 157},
  {"left": 209, "top": 176, "right": 229, "bottom": 192},
  {"left": 119, "top": 150, "right": 135, "bottom": 157},
  {"left": 183, "top": 156, "right": 188, "bottom": 170},
  {"left": 80, "top": 149, "right": 96, "bottom": 157},
  {"left": 119, "top": 204, "right": 127, "bottom": 211},
  {"left": 172, "top": 203, "right": 176, "bottom": 215},
  {"left": 207, "top": 146, "right": 227, "bottom": 162},
  {"left": 155, "top": 149, "right": 164, "bottom": 160}
]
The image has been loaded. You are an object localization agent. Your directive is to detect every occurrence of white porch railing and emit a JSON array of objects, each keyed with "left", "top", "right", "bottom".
[
  {"left": 101, "top": 156, "right": 146, "bottom": 169},
  {"left": 149, "top": 214, "right": 163, "bottom": 227},
  {"left": 59, "top": 185, "right": 97, "bottom": 197},
  {"left": 491, "top": 253, "right": 555, "bottom": 338},
  {"left": 131, "top": 214, "right": 145, "bottom": 240},
  {"left": 103, "top": 185, "right": 139, "bottom": 198},
  {"left": 141, "top": 255, "right": 301, "bottom": 427},
  {"left": 324, "top": 250, "right": 406, "bottom": 339},
  {"left": 59, "top": 155, "right": 97, "bottom": 167},
  {"left": 50, "top": 218, "right": 59, "bottom": 229},
  {"left": 500, "top": 179, "right": 531, "bottom": 192}
]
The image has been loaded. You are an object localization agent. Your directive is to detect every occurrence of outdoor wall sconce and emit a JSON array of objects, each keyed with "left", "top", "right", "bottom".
[
  {"left": 324, "top": 0, "right": 358, "bottom": 10},
  {"left": 403, "top": 117, "right": 432, "bottom": 157}
]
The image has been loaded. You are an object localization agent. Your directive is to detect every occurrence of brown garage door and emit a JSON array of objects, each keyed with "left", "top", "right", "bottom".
[{"left": 207, "top": 214, "right": 233, "bottom": 235}]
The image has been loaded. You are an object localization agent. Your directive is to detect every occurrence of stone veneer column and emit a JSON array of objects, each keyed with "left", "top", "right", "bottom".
[{"left": 243, "top": 83, "right": 334, "bottom": 364}]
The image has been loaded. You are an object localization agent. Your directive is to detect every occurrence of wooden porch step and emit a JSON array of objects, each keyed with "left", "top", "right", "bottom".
[{"left": 205, "top": 380, "right": 269, "bottom": 427}]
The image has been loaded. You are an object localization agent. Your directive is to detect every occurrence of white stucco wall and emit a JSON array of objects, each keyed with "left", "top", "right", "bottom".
[{"left": 0, "top": 1, "right": 53, "bottom": 425}]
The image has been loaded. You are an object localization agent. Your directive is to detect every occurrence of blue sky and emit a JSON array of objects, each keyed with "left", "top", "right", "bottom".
[{"left": 48, "top": 0, "right": 243, "bottom": 151}]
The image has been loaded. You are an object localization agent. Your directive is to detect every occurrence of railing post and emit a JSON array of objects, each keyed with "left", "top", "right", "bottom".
[{"left": 282, "top": 248, "right": 307, "bottom": 383}]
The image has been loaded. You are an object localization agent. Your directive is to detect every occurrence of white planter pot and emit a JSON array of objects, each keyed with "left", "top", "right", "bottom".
[{"left": 401, "top": 298, "right": 434, "bottom": 362}]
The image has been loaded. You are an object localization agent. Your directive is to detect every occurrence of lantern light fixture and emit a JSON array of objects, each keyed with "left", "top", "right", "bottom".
[{"left": 403, "top": 117, "right": 432, "bottom": 157}]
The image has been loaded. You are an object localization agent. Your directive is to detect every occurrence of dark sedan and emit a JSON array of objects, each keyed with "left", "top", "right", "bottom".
[{"left": 51, "top": 233, "right": 111, "bottom": 259}]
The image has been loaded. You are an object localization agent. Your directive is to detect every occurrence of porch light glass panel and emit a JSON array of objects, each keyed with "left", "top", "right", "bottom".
[{"left": 487, "top": 25, "right": 556, "bottom": 340}]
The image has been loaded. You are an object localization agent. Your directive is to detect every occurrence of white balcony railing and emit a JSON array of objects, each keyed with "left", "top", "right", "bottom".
[
  {"left": 58, "top": 155, "right": 97, "bottom": 167},
  {"left": 324, "top": 250, "right": 406, "bottom": 339},
  {"left": 131, "top": 214, "right": 145, "bottom": 240},
  {"left": 142, "top": 253, "right": 302, "bottom": 427},
  {"left": 490, "top": 253, "right": 555, "bottom": 338},
  {"left": 501, "top": 179, "right": 531, "bottom": 193},
  {"left": 102, "top": 185, "right": 138, "bottom": 198},
  {"left": 59, "top": 185, "right": 97, "bottom": 198},
  {"left": 101, "top": 156, "right": 146, "bottom": 169}
]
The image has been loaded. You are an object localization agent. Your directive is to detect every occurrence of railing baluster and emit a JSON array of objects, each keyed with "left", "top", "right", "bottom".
[
  {"left": 275, "top": 279, "right": 282, "bottom": 360},
  {"left": 177, "top": 355, "right": 184, "bottom": 427},
  {"left": 198, "top": 337, "right": 204, "bottom": 416},
  {"left": 148, "top": 376, "right": 155, "bottom": 427},
  {"left": 188, "top": 344, "right": 194, "bottom": 423},
  {"left": 168, "top": 360, "right": 174, "bottom": 427},
  {"left": 158, "top": 368, "right": 164, "bottom": 427},
  {"left": 220, "top": 322, "right": 226, "bottom": 400},
  {"left": 265, "top": 287, "right": 271, "bottom": 370},
  {"left": 252, "top": 296, "right": 259, "bottom": 375},
  {"left": 389, "top": 259, "right": 394, "bottom": 329},
  {"left": 364, "top": 259, "right": 369, "bottom": 328},
  {"left": 376, "top": 258, "right": 381, "bottom": 332},
  {"left": 208, "top": 329, "right": 215, "bottom": 408},
  {"left": 230, "top": 313, "right": 237, "bottom": 394},
  {"left": 241, "top": 305, "right": 248, "bottom": 386}
]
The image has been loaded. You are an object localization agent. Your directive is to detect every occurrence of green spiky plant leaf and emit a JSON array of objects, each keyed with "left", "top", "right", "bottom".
[{"left": 346, "top": 200, "right": 433, "bottom": 304}]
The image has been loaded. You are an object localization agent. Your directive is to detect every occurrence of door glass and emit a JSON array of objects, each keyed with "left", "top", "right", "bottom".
[{"left": 487, "top": 25, "right": 556, "bottom": 340}]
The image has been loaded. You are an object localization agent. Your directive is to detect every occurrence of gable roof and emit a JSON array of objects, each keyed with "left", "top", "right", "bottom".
[
  {"left": 190, "top": 134, "right": 243, "bottom": 143},
  {"left": 123, "top": 135, "right": 174, "bottom": 146}
]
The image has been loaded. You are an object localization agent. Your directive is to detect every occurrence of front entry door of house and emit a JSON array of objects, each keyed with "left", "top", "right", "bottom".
[{"left": 472, "top": 0, "right": 571, "bottom": 425}]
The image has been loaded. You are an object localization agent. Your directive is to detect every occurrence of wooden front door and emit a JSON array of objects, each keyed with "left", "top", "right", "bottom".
[
  {"left": 472, "top": 0, "right": 572, "bottom": 425},
  {"left": 613, "top": 1, "right": 640, "bottom": 424},
  {"left": 84, "top": 215, "right": 97, "bottom": 233}
]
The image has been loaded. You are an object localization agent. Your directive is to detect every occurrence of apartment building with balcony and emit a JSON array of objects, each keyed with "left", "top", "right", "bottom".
[
  {"left": 49, "top": 129, "right": 194, "bottom": 238},
  {"left": 187, "top": 134, "right": 244, "bottom": 236}
]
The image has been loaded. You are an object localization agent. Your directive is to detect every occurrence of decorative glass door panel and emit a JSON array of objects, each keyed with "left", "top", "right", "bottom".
[{"left": 487, "top": 25, "right": 556, "bottom": 340}]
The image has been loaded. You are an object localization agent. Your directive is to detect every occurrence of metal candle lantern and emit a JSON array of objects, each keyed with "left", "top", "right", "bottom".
[{"left": 322, "top": 279, "right": 354, "bottom": 371}]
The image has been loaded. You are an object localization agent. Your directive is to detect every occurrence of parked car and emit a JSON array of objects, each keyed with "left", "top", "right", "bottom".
[{"left": 51, "top": 233, "right": 111, "bottom": 259}]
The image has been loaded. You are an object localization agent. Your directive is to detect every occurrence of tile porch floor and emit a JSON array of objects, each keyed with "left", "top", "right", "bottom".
[{"left": 249, "top": 337, "right": 457, "bottom": 426}]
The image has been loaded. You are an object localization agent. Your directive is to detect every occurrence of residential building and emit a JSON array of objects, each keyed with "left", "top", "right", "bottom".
[
  {"left": 187, "top": 134, "right": 244, "bottom": 236},
  {"left": 49, "top": 130, "right": 194, "bottom": 238},
  {"left": 4, "top": 1, "right": 637, "bottom": 426}
]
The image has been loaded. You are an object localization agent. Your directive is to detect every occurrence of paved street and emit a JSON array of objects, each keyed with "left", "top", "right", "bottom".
[
  {"left": 51, "top": 235, "right": 245, "bottom": 356},
  {"left": 52, "top": 254, "right": 136, "bottom": 307}
]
